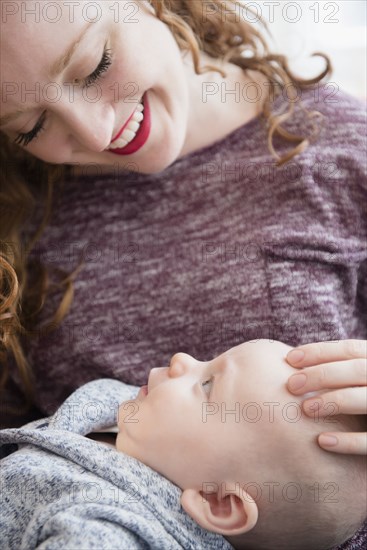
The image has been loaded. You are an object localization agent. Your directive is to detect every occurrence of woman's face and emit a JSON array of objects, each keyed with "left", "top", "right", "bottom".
[{"left": 0, "top": 0, "right": 191, "bottom": 173}]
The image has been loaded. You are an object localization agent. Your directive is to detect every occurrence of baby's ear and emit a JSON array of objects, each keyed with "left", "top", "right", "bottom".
[{"left": 180, "top": 484, "right": 258, "bottom": 536}]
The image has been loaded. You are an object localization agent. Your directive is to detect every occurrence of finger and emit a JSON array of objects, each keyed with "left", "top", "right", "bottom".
[
  {"left": 302, "top": 387, "right": 367, "bottom": 417},
  {"left": 318, "top": 432, "right": 367, "bottom": 455},
  {"left": 287, "top": 359, "right": 367, "bottom": 394},
  {"left": 286, "top": 339, "right": 367, "bottom": 368}
]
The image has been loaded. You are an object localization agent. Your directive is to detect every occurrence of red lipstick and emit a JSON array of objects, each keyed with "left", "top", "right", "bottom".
[{"left": 107, "top": 93, "right": 151, "bottom": 156}]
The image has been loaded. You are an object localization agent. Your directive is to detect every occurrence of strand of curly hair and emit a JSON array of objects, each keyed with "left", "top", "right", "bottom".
[{"left": 0, "top": 0, "right": 333, "bottom": 416}]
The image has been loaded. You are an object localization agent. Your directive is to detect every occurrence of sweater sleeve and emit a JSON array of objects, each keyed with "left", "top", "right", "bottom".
[
  {"left": 0, "top": 456, "right": 157, "bottom": 550},
  {"left": 31, "top": 505, "right": 149, "bottom": 550}
]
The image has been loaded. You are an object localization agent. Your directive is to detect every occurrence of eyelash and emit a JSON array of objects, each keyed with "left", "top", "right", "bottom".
[
  {"left": 83, "top": 47, "right": 112, "bottom": 88},
  {"left": 14, "top": 47, "right": 113, "bottom": 148},
  {"left": 202, "top": 377, "right": 213, "bottom": 398}
]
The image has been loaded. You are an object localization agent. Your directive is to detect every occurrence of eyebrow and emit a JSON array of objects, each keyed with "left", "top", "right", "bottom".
[{"left": 0, "top": 21, "right": 94, "bottom": 128}]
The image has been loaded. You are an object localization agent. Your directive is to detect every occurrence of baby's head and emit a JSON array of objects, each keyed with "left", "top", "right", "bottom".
[{"left": 116, "top": 340, "right": 366, "bottom": 549}]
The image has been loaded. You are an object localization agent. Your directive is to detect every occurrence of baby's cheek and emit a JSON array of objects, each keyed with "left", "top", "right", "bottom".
[{"left": 118, "top": 401, "right": 140, "bottom": 426}]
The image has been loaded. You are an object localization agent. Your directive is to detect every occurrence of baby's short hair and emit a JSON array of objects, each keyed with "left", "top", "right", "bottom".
[{"left": 228, "top": 416, "right": 366, "bottom": 550}]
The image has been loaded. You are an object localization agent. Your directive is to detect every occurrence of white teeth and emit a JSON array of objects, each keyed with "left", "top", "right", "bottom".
[
  {"left": 127, "top": 120, "right": 140, "bottom": 133},
  {"left": 109, "top": 137, "right": 129, "bottom": 149},
  {"left": 132, "top": 111, "right": 144, "bottom": 123},
  {"left": 108, "top": 101, "right": 145, "bottom": 150},
  {"left": 123, "top": 129, "right": 137, "bottom": 142}
]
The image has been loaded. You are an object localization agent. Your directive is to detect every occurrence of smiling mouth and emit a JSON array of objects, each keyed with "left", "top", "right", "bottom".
[{"left": 106, "top": 96, "right": 145, "bottom": 150}]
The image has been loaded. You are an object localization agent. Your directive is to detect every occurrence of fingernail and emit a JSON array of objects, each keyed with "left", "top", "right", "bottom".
[
  {"left": 287, "top": 349, "right": 305, "bottom": 364},
  {"left": 288, "top": 373, "right": 307, "bottom": 391},
  {"left": 319, "top": 434, "right": 338, "bottom": 447}
]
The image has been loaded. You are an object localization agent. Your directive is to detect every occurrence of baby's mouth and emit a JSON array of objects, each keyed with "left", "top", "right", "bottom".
[{"left": 140, "top": 385, "right": 148, "bottom": 397}]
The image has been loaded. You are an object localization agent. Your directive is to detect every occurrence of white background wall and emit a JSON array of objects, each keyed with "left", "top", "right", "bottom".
[{"left": 237, "top": 0, "right": 366, "bottom": 101}]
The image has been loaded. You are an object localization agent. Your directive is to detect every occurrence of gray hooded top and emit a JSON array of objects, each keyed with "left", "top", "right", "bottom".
[
  {"left": 1, "top": 379, "right": 366, "bottom": 549},
  {"left": 0, "top": 379, "right": 233, "bottom": 550}
]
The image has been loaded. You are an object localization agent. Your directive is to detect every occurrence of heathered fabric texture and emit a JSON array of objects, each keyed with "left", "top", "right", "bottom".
[
  {"left": 0, "top": 379, "right": 367, "bottom": 550},
  {"left": 0, "top": 379, "right": 234, "bottom": 550},
  {"left": 1, "top": 379, "right": 366, "bottom": 550},
  {"left": 14, "top": 85, "right": 366, "bottom": 415}
]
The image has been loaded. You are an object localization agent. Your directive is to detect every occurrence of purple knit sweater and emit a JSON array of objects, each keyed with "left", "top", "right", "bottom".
[
  {"left": 2, "top": 85, "right": 367, "bottom": 549},
  {"left": 12, "top": 85, "right": 366, "bottom": 414}
]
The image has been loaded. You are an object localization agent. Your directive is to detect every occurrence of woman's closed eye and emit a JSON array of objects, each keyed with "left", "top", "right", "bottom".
[
  {"left": 82, "top": 46, "right": 112, "bottom": 89},
  {"left": 13, "top": 45, "right": 113, "bottom": 148}
]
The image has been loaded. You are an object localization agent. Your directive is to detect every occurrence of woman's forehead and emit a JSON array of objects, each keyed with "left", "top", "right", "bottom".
[
  {"left": 0, "top": 0, "right": 113, "bottom": 53},
  {"left": 0, "top": 0, "right": 148, "bottom": 33},
  {"left": 0, "top": 0, "right": 146, "bottom": 80},
  {"left": 1, "top": 3, "right": 91, "bottom": 44},
  {"left": 0, "top": 13, "right": 97, "bottom": 96}
]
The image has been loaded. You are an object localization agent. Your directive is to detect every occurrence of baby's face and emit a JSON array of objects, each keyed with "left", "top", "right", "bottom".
[{"left": 116, "top": 339, "right": 327, "bottom": 490}]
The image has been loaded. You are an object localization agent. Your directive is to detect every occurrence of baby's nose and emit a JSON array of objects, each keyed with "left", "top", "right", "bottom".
[
  {"left": 148, "top": 367, "right": 169, "bottom": 389},
  {"left": 168, "top": 353, "right": 195, "bottom": 378}
]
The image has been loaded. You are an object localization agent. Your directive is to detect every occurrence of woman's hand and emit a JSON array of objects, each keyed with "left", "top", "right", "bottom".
[{"left": 286, "top": 339, "right": 367, "bottom": 455}]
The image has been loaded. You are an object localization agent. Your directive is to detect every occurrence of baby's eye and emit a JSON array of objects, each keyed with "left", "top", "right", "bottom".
[{"left": 202, "top": 377, "right": 213, "bottom": 397}]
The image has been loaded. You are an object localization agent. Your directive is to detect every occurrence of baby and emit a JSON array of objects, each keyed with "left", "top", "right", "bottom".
[
  {"left": 1, "top": 339, "right": 366, "bottom": 550},
  {"left": 115, "top": 339, "right": 367, "bottom": 550}
]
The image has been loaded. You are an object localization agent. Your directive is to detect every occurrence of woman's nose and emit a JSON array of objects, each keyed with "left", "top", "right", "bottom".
[{"left": 53, "top": 95, "right": 113, "bottom": 152}]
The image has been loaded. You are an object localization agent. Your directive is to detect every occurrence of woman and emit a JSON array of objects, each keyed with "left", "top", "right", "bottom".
[{"left": 0, "top": 0, "right": 365, "bottom": 476}]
